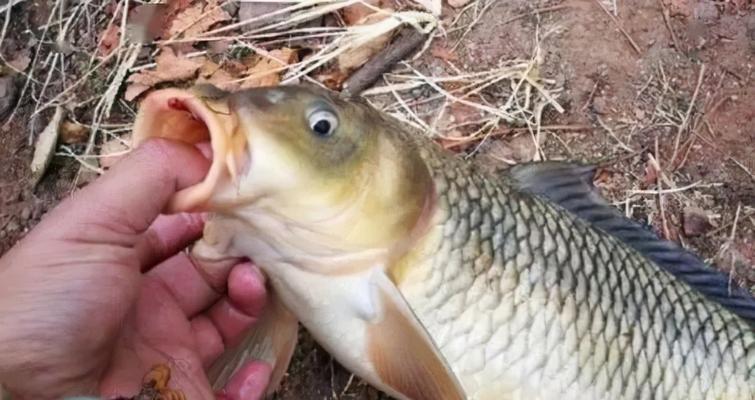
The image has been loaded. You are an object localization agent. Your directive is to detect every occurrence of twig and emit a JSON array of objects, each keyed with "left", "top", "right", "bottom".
[
  {"left": 670, "top": 64, "right": 705, "bottom": 170},
  {"left": 442, "top": 125, "right": 591, "bottom": 149},
  {"left": 593, "top": 0, "right": 642, "bottom": 55},
  {"left": 0, "top": 0, "right": 25, "bottom": 14},
  {"left": 729, "top": 203, "right": 741, "bottom": 242},
  {"left": 596, "top": 115, "right": 635, "bottom": 152},
  {"left": 500, "top": 4, "right": 572, "bottom": 26},
  {"left": 450, "top": 0, "right": 496, "bottom": 51},
  {"left": 658, "top": 0, "right": 683, "bottom": 52},
  {"left": 651, "top": 139, "right": 671, "bottom": 240},
  {"left": 707, "top": 208, "right": 753, "bottom": 237},
  {"left": 342, "top": 28, "right": 427, "bottom": 97},
  {"left": 629, "top": 181, "right": 701, "bottom": 195},
  {"left": 581, "top": 80, "right": 599, "bottom": 112},
  {"left": 339, "top": 374, "right": 356, "bottom": 398},
  {"left": 728, "top": 157, "right": 755, "bottom": 182}
]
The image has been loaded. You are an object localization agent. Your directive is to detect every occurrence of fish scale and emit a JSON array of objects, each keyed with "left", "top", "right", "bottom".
[{"left": 396, "top": 149, "right": 754, "bottom": 400}]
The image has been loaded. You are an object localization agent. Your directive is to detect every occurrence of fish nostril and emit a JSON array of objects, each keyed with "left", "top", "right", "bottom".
[{"left": 265, "top": 89, "right": 286, "bottom": 104}]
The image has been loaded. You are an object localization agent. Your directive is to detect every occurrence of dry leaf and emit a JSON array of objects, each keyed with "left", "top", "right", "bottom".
[
  {"left": 342, "top": 0, "right": 381, "bottom": 25},
  {"left": 125, "top": 47, "right": 205, "bottom": 100},
  {"left": 126, "top": 3, "right": 169, "bottom": 43},
  {"left": 98, "top": 23, "right": 120, "bottom": 58},
  {"left": 166, "top": 0, "right": 231, "bottom": 40},
  {"left": 100, "top": 134, "right": 132, "bottom": 169},
  {"left": 60, "top": 121, "right": 90, "bottom": 144},
  {"left": 31, "top": 107, "right": 64, "bottom": 186},
  {"left": 337, "top": 12, "right": 394, "bottom": 73},
  {"left": 196, "top": 60, "right": 239, "bottom": 91},
  {"left": 316, "top": 68, "right": 350, "bottom": 90},
  {"left": 239, "top": 48, "right": 298, "bottom": 89},
  {"left": 7, "top": 48, "right": 31, "bottom": 71},
  {"left": 223, "top": 59, "right": 250, "bottom": 76}
]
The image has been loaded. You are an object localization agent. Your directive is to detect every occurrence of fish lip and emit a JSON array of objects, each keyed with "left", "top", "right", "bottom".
[{"left": 132, "top": 88, "right": 241, "bottom": 214}]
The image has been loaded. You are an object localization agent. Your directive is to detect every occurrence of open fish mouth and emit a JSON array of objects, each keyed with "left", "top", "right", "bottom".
[{"left": 132, "top": 88, "right": 247, "bottom": 213}]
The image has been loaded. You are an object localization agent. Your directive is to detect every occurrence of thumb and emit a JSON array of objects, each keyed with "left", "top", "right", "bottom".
[{"left": 37, "top": 139, "right": 211, "bottom": 241}]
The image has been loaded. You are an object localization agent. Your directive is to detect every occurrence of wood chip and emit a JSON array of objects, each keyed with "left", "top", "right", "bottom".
[
  {"left": 31, "top": 107, "right": 64, "bottom": 186},
  {"left": 337, "top": 12, "right": 395, "bottom": 73}
]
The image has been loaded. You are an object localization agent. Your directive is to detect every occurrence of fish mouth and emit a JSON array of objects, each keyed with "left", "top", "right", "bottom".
[{"left": 132, "top": 88, "right": 246, "bottom": 213}]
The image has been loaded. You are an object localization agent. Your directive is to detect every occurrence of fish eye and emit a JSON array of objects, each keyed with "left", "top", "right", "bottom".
[{"left": 308, "top": 109, "right": 338, "bottom": 137}]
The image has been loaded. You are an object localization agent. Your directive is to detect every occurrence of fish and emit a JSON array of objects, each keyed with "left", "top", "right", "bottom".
[{"left": 131, "top": 84, "right": 755, "bottom": 400}]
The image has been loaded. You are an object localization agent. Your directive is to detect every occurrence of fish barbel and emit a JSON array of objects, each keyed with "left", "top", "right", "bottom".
[{"left": 132, "top": 85, "right": 754, "bottom": 400}]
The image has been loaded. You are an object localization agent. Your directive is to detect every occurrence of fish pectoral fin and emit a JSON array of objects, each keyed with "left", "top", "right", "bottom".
[
  {"left": 208, "top": 289, "right": 299, "bottom": 398},
  {"left": 367, "top": 276, "right": 466, "bottom": 400}
]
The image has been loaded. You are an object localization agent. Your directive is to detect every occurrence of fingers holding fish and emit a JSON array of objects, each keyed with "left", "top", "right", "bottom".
[
  {"left": 203, "top": 293, "right": 269, "bottom": 347},
  {"left": 216, "top": 361, "right": 272, "bottom": 400},
  {"left": 136, "top": 212, "right": 206, "bottom": 272},
  {"left": 50, "top": 139, "right": 211, "bottom": 243}
]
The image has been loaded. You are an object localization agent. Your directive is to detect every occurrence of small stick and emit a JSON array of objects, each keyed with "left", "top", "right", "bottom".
[
  {"left": 670, "top": 64, "right": 705, "bottom": 170},
  {"left": 593, "top": 0, "right": 642, "bottom": 55},
  {"left": 596, "top": 115, "right": 635, "bottom": 152},
  {"left": 500, "top": 4, "right": 572, "bottom": 26},
  {"left": 651, "top": 138, "right": 671, "bottom": 240},
  {"left": 658, "top": 0, "right": 683, "bottom": 52},
  {"left": 342, "top": 28, "right": 427, "bottom": 97},
  {"left": 442, "top": 125, "right": 591, "bottom": 150},
  {"left": 581, "top": 80, "right": 599, "bottom": 112},
  {"left": 706, "top": 208, "right": 753, "bottom": 237}
]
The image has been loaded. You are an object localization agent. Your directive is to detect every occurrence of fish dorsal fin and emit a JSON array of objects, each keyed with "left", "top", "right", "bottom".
[{"left": 505, "top": 161, "right": 755, "bottom": 323}]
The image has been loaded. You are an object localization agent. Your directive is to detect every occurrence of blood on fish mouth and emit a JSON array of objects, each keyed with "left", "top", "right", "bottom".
[{"left": 132, "top": 88, "right": 244, "bottom": 213}]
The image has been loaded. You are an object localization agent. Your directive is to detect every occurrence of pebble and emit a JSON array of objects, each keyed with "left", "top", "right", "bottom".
[
  {"left": 592, "top": 96, "right": 609, "bottom": 114},
  {"left": 683, "top": 207, "right": 712, "bottom": 237},
  {"left": 5, "top": 219, "right": 20, "bottom": 233},
  {"left": 20, "top": 206, "right": 32, "bottom": 221}
]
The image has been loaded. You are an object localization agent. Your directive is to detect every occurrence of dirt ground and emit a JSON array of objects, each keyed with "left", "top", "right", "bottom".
[{"left": 1, "top": 0, "right": 753, "bottom": 399}]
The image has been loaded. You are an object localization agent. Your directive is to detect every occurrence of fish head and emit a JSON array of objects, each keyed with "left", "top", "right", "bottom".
[
  {"left": 133, "top": 85, "right": 468, "bottom": 400},
  {"left": 133, "top": 84, "right": 434, "bottom": 273}
]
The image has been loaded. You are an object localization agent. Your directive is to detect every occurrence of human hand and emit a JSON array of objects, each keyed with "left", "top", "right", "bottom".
[{"left": 0, "top": 139, "right": 269, "bottom": 400}]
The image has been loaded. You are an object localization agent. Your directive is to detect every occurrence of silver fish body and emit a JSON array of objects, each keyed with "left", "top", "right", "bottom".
[{"left": 395, "top": 150, "right": 755, "bottom": 399}]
